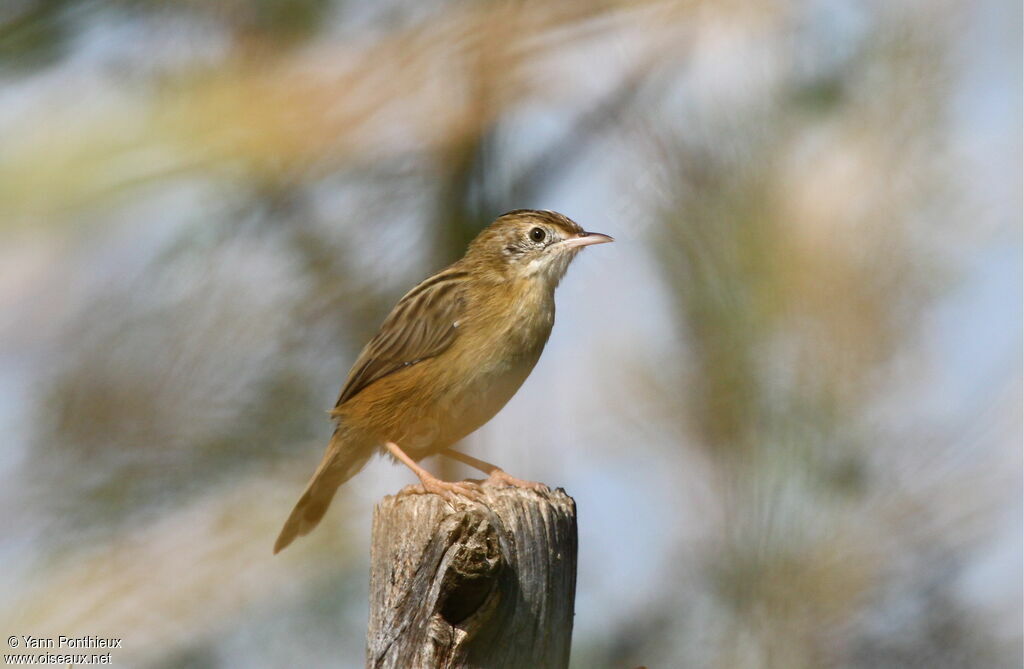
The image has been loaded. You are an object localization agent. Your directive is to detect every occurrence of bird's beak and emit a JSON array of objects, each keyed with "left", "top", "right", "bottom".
[{"left": 557, "top": 231, "right": 615, "bottom": 249}]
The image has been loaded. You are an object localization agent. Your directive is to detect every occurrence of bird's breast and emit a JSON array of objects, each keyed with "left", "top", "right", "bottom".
[
  {"left": 438, "top": 351, "right": 538, "bottom": 445},
  {"left": 432, "top": 283, "right": 554, "bottom": 446},
  {"left": 345, "top": 279, "right": 556, "bottom": 457}
]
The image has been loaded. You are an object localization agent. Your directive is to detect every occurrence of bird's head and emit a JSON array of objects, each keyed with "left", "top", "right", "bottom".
[{"left": 466, "top": 210, "right": 613, "bottom": 285}]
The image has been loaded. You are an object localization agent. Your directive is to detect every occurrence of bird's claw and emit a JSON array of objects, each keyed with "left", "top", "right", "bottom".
[
  {"left": 486, "top": 469, "right": 550, "bottom": 492},
  {"left": 405, "top": 478, "right": 485, "bottom": 505}
]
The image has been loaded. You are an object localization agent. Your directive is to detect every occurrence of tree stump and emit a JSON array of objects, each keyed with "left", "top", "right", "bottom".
[{"left": 366, "top": 484, "right": 578, "bottom": 669}]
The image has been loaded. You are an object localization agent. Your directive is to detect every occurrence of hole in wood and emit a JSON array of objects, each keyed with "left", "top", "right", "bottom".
[
  {"left": 437, "top": 515, "right": 503, "bottom": 625},
  {"left": 439, "top": 571, "right": 498, "bottom": 625}
]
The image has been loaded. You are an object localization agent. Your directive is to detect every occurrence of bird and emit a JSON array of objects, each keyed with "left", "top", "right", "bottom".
[{"left": 274, "top": 209, "right": 612, "bottom": 553}]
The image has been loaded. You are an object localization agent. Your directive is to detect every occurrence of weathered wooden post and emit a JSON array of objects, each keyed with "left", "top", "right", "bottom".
[{"left": 366, "top": 484, "right": 578, "bottom": 669}]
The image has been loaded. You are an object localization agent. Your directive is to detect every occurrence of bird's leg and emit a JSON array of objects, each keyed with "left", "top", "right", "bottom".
[
  {"left": 440, "top": 448, "right": 549, "bottom": 492},
  {"left": 384, "top": 442, "right": 483, "bottom": 504}
]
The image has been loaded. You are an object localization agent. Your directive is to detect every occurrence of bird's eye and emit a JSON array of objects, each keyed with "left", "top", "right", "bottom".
[{"left": 529, "top": 227, "right": 546, "bottom": 243}]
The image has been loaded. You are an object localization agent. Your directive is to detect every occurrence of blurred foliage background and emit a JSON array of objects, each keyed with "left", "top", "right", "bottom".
[{"left": 0, "top": 1, "right": 1020, "bottom": 667}]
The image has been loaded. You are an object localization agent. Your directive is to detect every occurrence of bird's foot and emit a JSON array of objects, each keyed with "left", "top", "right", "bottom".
[
  {"left": 404, "top": 475, "right": 485, "bottom": 506},
  {"left": 386, "top": 441, "right": 485, "bottom": 505},
  {"left": 486, "top": 469, "right": 550, "bottom": 492}
]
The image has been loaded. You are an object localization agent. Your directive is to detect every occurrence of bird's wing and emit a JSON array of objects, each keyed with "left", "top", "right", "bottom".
[{"left": 335, "top": 267, "right": 470, "bottom": 406}]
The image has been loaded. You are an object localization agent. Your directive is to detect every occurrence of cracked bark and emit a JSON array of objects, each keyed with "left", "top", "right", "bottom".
[{"left": 366, "top": 484, "right": 578, "bottom": 669}]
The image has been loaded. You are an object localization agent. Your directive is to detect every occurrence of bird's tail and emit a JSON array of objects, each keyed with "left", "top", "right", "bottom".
[{"left": 274, "top": 430, "right": 371, "bottom": 554}]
